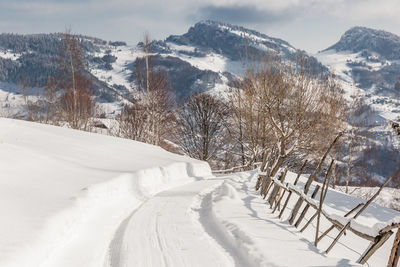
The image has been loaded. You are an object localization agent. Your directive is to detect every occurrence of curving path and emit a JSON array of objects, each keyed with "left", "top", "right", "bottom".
[{"left": 104, "top": 179, "right": 235, "bottom": 267}]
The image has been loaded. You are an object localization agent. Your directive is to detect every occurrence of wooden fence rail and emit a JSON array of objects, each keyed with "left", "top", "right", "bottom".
[{"left": 212, "top": 162, "right": 261, "bottom": 174}]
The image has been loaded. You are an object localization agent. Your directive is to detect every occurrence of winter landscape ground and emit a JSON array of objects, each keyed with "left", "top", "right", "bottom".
[
  {"left": 1, "top": 118, "right": 399, "bottom": 267},
  {"left": 1, "top": 2, "right": 400, "bottom": 266}
]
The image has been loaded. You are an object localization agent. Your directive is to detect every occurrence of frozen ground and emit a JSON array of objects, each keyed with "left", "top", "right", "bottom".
[{"left": 1, "top": 118, "right": 398, "bottom": 267}]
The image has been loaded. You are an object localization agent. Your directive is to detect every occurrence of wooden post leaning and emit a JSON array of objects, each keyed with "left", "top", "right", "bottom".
[
  {"left": 294, "top": 185, "right": 321, "bottom": 228},
  {"left": 300, "top": 160, "right": 341, "bottom": 234},
  {"left": 289, "top": 133, "right": 343, "bottom": 225},
  {"left": 268, "top": 169, "right": 288, "bottom": 207},
  {"left": 278, "top": 160, "right": 308, "bottom": 219},
  {"left": 325, "top": 176, "right": 392, "bottom": 254},
  {"left": 315, "top": 159, "right": 335, "bottom": 246},
  {"left": 273, "top": 183, "right": 288, "bottom": 213},
  {"left": 358, "top": 230, "right": 393, "bottom": 264},
  {"left": 388, "top": 228, "right": 400, "bottom": 267}
]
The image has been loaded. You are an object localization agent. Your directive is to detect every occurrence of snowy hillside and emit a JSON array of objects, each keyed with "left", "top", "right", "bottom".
[
  {"left": 316, "top": 26, "right": 400, "bottom": 121},
  {"left": 0, "top": 118, "right": 211, "bottom": 267},
  {"left": 0, "top": 21, "right": 324, "bottom": 116},
  {"left": 88, "top": 21, "right": 324, "bottom": 100},
  {"left": 315, "top": 26, "right": 400, "bottom": 183}
]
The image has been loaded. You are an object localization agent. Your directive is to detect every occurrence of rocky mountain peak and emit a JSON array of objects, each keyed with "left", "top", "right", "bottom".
[
  {"left": 325, "top": 26, "right": 400, "bottom": 60},
  {"left": 165, "top": 20, "right": 296, "bottom": 61}
]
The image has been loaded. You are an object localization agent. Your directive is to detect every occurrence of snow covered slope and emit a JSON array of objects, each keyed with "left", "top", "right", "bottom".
[
  {"left": 0, "top": 118, "right": 211, "bottom": 267},
  {"left": 315, "top": 26, "right": 400, "bottom": 183},
  {"left": 316, "top": 26, "right": 400, "bottom": 121}
]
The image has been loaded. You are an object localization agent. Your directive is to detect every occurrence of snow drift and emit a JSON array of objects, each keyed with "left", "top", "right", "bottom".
[{"left": 0, "top": 118, "right": 211, "bottom": 267}]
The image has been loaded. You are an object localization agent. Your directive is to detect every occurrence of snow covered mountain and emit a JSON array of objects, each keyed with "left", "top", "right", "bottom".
[
  {"left": 1, "top": 23, "right": 399, "bottom": 119},
  {"left": 0, "top": 21, "right": 324, "bottom": 116},
  {"left": 316, "top": 26, "right": 400, "bottom": 184},
  {"left": 317, "top": 26, "right": 400, "bottom": 120}
]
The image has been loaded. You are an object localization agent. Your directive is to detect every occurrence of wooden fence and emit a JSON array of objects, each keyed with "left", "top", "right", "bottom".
[
  {"left": 212, "top": 162, "right": 261, "bottom": 174},
  {"left": 259, "top": 170, "right": 400, "bottom": 266}
]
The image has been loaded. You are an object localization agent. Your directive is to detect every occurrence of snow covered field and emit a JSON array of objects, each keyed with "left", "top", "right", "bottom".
[{"left": 1, "top": 118, "right": 398, "bottom": 267}]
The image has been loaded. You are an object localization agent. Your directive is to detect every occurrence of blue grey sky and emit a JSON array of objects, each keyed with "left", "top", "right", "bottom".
[{"left": 0, "top": 0, "right": 399, "bottom": 53}]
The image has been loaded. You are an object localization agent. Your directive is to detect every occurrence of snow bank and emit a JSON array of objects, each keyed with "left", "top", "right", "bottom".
[
  {"left": 0, "top": 118, "right": 211, "bottom": 267},
  {"left": 213, "top": 181, "right": 240, "bottom": 202}
]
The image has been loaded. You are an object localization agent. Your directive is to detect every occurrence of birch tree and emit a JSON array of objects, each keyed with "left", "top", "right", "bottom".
[
  {"left": 120, "top": 33, "right": 174, "bottom": 145},
  {"left": 57, "top": 30, "right": 94, "bottom": 130}
]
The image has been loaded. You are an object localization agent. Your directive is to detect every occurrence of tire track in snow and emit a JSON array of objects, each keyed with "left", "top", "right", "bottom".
[
  {"left": 154, "top": 203, "right": 170, "bottom": 267},
  {"left": 103, "top": 202, "right": 145, "bottom": 267},
  {"left": 104, "top": 179, "right": 233, "bottom": 267},
  {"left": 192, "top": 183, "right": 260, "bottom": 267}
]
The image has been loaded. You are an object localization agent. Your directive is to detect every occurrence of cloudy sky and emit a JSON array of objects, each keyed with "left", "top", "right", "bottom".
[{"left": 0, "top": 0, "right": 399, "bottom": 53}]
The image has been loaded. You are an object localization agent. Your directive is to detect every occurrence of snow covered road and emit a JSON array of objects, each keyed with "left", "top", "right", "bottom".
[
  {"left": 104, "top": 178, "right": 235, "bottom": 267},
  {"left": 102, "top": 172, "right": 368, "bottom": 267}
]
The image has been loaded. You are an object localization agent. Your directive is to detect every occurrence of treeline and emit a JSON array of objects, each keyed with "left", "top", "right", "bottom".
[
  {"left": 0, "top": 33, "right": 122, "bottom": 99},
  {"left": 0, "top": 33, "right": 103, "bottom": 54}
]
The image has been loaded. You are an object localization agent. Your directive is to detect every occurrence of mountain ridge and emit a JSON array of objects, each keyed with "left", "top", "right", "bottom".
[{"left": 325, "top": 26, "right": 400, "bottom": 60}]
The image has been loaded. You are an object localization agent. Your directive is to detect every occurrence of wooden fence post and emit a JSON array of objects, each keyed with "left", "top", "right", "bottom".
[
  {"left": 388, "top": 228, "right": 400, "bottom": 267},
  {"left": 268, "top": 169, "right": 288, "bottom": 207},
  {"left": 358, "top": 231, "right": 393, "bottom": 264},
  {"left": 325, "top": 176, "right": 392, "bottom": 254},
  {"left": 273, "top": 184, "right": 289, "bottom": 213},
  {"left": 300, "top": 212, "right": 318, "bottom": 233},
  {"left": 260, "top": 174, "right": 272, "bottom": 198},
  {"left": 279, "top": 160, "right": 308, "bottom": 219},
  {"left": 294, "top": 185, "right": 321, "bottom": 228},
  {"left": 289, "top": 133, "right": 342, "bottom": 225},
  {"left": 315, "top": 159, "right": 335, "bottom": 246}
]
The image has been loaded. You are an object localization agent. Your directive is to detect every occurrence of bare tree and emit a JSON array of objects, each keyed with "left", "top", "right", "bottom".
[
  {"left": 175, "top": 93, "right": 228, "bottom": 162},
  {"left": 231, "top": 54, "right": 346, "bottom": 194},
  {"left": 228, "top": 69, "right": 276, "bottom": 167},
  {"left": 118, "top": 98, "right": 148, "bottom": 142},
  {"left": 19, "top": 76, "right": 60, "bottom": 125},
  {"left": 144, "top": 70, "right": 175, "bottom": 145}
]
